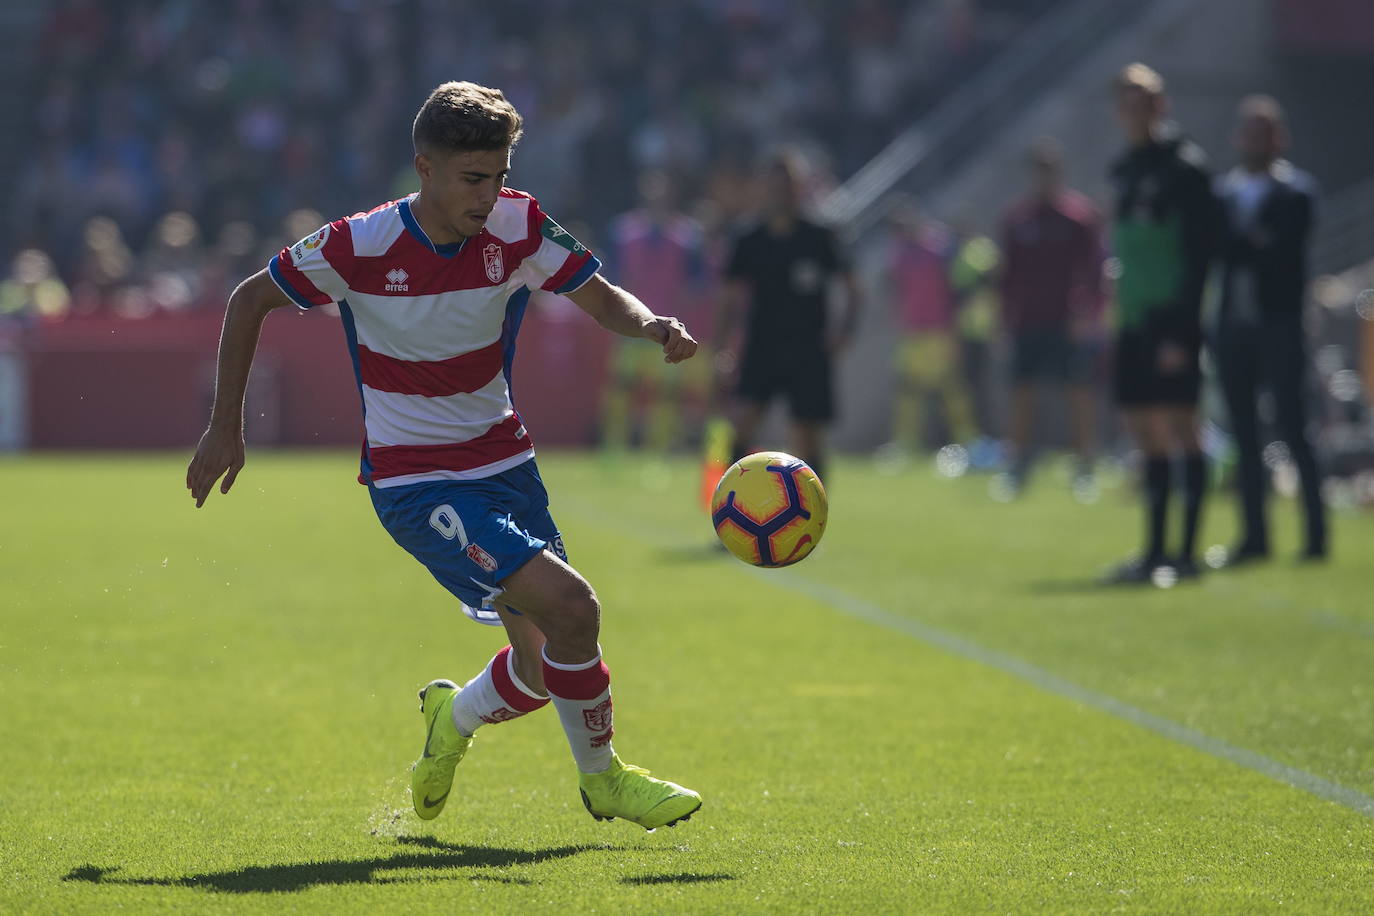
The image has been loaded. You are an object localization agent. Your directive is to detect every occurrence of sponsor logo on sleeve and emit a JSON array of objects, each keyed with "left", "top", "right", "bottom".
[
  {"left": 290, "top": 225, "right": 330, "bottom": 264},
  {"left": 466, "top": 542, "right": 499, "bottom": 572},
  {"left": 540, "top": 218, "right": 586, "bottom": 255}
]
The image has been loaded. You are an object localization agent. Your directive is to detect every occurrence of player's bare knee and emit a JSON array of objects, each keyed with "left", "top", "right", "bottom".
[
  {"left": 538, "top": 579, "right": 600, "bottom": 658},
  {"left": 563, "top": 584, "right": 601, "bottom": 644}
]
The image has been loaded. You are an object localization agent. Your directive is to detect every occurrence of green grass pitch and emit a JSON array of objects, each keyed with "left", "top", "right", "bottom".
[{"left": 2, "top": 450, "right": 1372, "bottom": 913}]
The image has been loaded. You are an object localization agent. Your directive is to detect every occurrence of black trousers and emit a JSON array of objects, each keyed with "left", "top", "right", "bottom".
[{"left": 1214, "top": 317, "right": 1327, "bottom": 552}]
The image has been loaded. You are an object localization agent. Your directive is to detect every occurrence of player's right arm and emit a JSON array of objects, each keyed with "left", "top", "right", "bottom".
[{"left": 186, "top": 269, "right": 292, "bottom": 507}]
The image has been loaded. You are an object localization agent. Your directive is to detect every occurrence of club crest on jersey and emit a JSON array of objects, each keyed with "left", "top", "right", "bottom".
[
  {"left": 466, "top": 542, "right": 498, "bottom": 573},
  {"left": 384, "top": 267, "right": 409, "bottom": 292},
  {"left": 483, "top": 243, "right": 505, "bottom": 283},
  {"left": 290, "top": 225, "right": 329, "bottom": 263}
]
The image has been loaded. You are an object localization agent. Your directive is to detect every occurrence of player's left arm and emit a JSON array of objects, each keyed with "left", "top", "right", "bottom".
[
  {"left": 825, "top": 228, "right": 863, "bottom": 354},
  {"left": 567, "top": 272, "right": 698, "bottom": 364},
  {"left": 829, "top": 268, "right": 864, "bottom": 355}
]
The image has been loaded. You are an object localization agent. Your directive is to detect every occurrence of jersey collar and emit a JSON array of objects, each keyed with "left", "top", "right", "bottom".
[{"left": 399, "top": 194, "right": 469, "bottom": 259}]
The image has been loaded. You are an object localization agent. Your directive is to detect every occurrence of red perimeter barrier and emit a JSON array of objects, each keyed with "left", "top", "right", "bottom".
[{"left": 19, "top": 300, "right": 611, "bottom": 450}]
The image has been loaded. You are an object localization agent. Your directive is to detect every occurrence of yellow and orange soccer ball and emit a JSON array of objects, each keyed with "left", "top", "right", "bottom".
[{"left": 710, "top": 452, "right": 828, "bottom": 567}]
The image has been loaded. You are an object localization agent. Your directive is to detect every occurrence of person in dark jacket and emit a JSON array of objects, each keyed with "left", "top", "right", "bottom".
[
  {"left": 1105, "top": 64, "right": 1221, "bottom": 583},
  {"left": 1212, "top": 95, "right": 1327, "bottom": 564}
]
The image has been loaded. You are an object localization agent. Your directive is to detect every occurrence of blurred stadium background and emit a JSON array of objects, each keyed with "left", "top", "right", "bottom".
[
  {"left": 5, "top": 3, "right": 1374, "bottom": 910},
  {"left": 0, "top": 0, "right": 1371, "bottom": 487}
]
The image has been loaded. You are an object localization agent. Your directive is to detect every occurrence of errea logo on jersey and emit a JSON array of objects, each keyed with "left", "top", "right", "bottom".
[{"left": 385, "top": 268, "right": 409, "bottom": 292}]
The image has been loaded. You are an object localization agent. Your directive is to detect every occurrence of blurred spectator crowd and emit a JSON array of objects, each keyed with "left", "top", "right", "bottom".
[{"left": 3, "top": 0, "right": 1060, "bottom": 323}]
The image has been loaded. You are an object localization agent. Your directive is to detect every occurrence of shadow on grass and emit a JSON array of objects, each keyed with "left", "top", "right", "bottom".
[
  {"left": 1025, "top": 577, "right": 1135, "bottom": 595},
  {"left": 622, "top": 872, "right": 735, "bottom": 886},
  {"left": 63, "top": 836, "right": 611, "bottom": 894},
  {"left": 657, "top": 543, "right": 731, "bottom": 564}
]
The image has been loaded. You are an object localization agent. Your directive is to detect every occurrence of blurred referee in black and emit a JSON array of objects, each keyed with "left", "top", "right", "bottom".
[
  {"left": 1106, "top": 64, "right": 1220, "bottom": 582},
  {"left": 717, "top": 152, "right": 863, "bottom": 483},
  {"left": 1213, "top": 96, "right": 1327, "bottom": 564}
]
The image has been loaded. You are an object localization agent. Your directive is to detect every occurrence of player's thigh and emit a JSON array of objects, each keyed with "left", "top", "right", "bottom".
[
  {"left": 901, "top": 334, "right": 955, "bottom": 388},
  {"left": 1121, "top": 407, "right": 1156, "bottom": 451},
  {"left": 1162, "top": 405, "right": 1200, "bottom": 450},
  {"left": 737, "top": 346, "right": 786, "bottom": 404},
  {"left": 786, "top": 349, "right": 834, "bottom": 424}
]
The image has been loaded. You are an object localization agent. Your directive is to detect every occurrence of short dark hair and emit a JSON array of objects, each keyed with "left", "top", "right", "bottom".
[{"left": 412, "top": 81, "right": 523, "bottom": 156}]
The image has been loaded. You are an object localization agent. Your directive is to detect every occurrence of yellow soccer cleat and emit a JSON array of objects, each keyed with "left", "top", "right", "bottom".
[
  {"left": 579, "top": 755, "right": 702, "bottom": 831},
  {"left": 410, "top": 679, "right": 473, "bottom": 820}
]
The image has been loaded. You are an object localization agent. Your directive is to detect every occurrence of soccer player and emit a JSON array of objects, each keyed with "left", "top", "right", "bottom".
[
  {"left": 185, "top": 82, "right": 702, "bottom": 830},
  {"left": 718, "top": 152, "right": 863, "bottom": 482},
  {"left": 998, "top": 138, "right": 1105, "bottom": 496},
  {"left": 883, "top": 197, "right": 976, "bottom": 456},
  {"left": 1213, "top": 96, "right": 1327, "bottom": 564},
  {"left": 1106, "top": 64, "right": 1220, "bottom": 582},
  {"left": 599, "top": 171, "right": 710, "bottom": 455}
]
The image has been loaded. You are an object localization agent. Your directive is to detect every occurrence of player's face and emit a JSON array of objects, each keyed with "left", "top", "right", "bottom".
[
  {"left": 1030, "top": 159, "right": 1060, "bottom": 197},
  {"left": 1115, "top": 87, "right": 1161, "bottom": 145},
  {"left": 1235, "top": 114, "right": 1281, "bottom": 170},
  {"left": 763, "top": 165, "right": 798, "bottom": 215},
  {"left": 416, "top": 146, "right": 511, "bottom": 238}
]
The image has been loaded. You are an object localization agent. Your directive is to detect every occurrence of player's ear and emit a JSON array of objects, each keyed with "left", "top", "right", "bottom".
[{"left": 414, "top": 152, "right": 432, "bottom": 183}]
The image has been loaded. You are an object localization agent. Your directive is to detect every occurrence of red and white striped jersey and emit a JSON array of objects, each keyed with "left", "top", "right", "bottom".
[{"left": 268, "top": 189, "right": 600, "bottom": 488}]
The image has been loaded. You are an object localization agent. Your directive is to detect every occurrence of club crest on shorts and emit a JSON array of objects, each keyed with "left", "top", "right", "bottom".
[
  {"left": 483, "top": 243, "right": 505, "bottom": 283},
  {"left": 582, "top": 698, "right": 612, "bottom": 731},
  {"left": 466, "top": 542, "right": 498, "bottom": 572}
]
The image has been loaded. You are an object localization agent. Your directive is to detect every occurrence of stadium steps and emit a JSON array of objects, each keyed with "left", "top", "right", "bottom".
[
  {"left": 819, "top": 0, "right": 1186, "bottom": 239},
  {"left": 1315, "top": 176, "right": 1374, "bottom": 277},
  {"left": 0, "top": 0, "right": 49, "bottom": 254}
]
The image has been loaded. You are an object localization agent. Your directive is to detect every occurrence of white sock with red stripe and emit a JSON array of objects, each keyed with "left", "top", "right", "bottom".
[
  {"left": 450, "top": 645, "right": 549, "bottom": 737},
  {"left": 541, "top": 647, "right": 615, "bottom": 774}
]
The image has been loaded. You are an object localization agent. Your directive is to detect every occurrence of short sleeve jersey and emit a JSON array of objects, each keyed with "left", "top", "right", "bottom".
[
  {"left": 268, "top": 189, "right": 600, "bottom": 488},
  {"left": 725, "top": 218, "right": 848, "bottom": 350}
]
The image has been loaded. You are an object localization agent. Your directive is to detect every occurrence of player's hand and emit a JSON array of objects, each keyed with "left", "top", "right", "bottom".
[
  {"left": 1156, "top": 341, "right": 1190, "bottom": 376},
  {"left": 645, "top": 316, "right": 698, "bottom": 364},
  {"left": 186, "top": 424, "right": 246, "bottom": 508}
]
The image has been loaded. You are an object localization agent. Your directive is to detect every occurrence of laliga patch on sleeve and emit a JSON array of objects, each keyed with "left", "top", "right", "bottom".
[{"left": 290, "top": 225, "right": 331, "bottom": 264}]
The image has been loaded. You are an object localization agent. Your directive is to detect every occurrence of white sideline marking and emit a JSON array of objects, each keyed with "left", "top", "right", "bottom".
[
  {"left": 559, "top": 498, "right": 1374, "bottom": 820},
  {"left": 759, "top": 567, "right": 1374, "bottom": 820}
]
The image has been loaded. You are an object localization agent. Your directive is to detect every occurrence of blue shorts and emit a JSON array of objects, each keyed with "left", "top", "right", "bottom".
[{"left": 368, "top": 459, "right": 567, "bottom": 626}]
